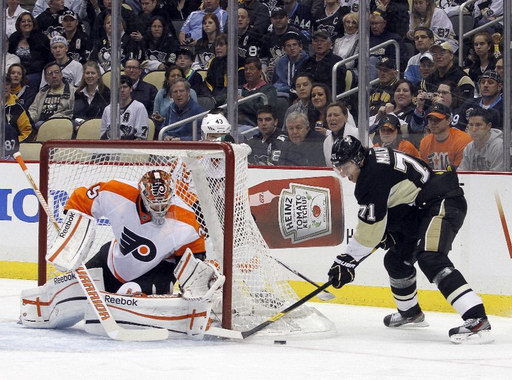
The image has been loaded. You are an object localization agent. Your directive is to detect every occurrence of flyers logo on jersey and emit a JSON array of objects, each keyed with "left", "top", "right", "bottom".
[{"left": 119, "top": 227, "right": 157, "bottom": 262}]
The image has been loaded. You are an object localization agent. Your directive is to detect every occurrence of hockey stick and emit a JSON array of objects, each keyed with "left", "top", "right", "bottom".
[
  {"left": 269, "top": 256, "right": 335, "bottom": 301},
  {"left": 240, "top": 280, "right": 333, "bottom": 339},
  {"left": 14, "top": 152, "right": 169, "bottom": 341}
]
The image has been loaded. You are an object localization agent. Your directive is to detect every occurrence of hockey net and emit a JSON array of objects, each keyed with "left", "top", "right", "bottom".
[{"left": 39, "top": 140, "right": 335, "bottom": 338}]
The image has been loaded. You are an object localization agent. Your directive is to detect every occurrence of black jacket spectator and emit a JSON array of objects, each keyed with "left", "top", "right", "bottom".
[
  {"left": 74, "top": 87, "right": 111, "bottom": 120},
  {"left": 301, "top": 50, "right": 347, "bottom": 91},
  {"left": 247, "top": 127, "right": 282, "bottom": 165},
  {"left": 35, "top": 7, "right": 68, "bottom": 37},
  {"left": 63, "top": 27, "right": 93, "bottom": 64},
  {"left": 241, "top": 0, "right": 271, "bottom": 35},
  {"left": 8, "top": 31, "right": 52, "bottom": 76},
  {"left": 370, "top": 0, "right": 410, "bottom": 37},
  {"left": 421, "top": 65, "right": 475, "bottom": 99},
  {"left": 131, "top": 80, "right": 158, "bottom": 114}
]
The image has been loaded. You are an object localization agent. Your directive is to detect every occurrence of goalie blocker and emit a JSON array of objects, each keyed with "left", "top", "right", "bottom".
[
  {"left": 46, "top": 209, "right": 96, "bottom": 272},
  {"left": 20, "top": 250, "right": 226, "bottom": 339}
]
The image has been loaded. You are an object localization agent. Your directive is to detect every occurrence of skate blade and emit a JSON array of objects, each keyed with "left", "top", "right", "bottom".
[
  {"left": 450, "top": 330, "right": 494, "bottom": 345},
  {"left": 394, "top": 320, "right": 430, "bottom": 329}
]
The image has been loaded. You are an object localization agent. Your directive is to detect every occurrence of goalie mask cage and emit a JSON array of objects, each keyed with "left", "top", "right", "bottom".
[{"left": 38, "top": 140, "right": 335, "bottom": 338}]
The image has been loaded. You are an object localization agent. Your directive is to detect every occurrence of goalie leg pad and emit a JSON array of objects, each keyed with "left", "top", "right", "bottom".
[
  {"left": 47, "top": 209, "right": 97, "bottom": 272},
  {"left": 83, "top": 292, "right": 216, "bottom": 339},
  {"left": 174, "top": 248, "right": 225, "bottom": 301},
  {"left": 20, "top": 268, "right": 104, "bottom": 329}
]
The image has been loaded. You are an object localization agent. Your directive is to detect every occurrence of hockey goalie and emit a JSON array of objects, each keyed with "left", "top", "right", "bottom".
[{"left": 20, "top": 169, "right": 225, "bottom": 339}]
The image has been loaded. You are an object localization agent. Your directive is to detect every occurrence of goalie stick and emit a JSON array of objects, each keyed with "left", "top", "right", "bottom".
[{"left": 14, "top": 152, "right": 169, "bottom": 342}]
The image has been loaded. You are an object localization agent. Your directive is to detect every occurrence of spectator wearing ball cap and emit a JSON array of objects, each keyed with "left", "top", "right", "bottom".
[
  {"left": 369, "top": 57, "right": 398, "bottom": 117},
  {"left": 301, "top": 30, "right": 351, "bottom": 93},
  {"left": 260, "top": 7, "right": 305, "bottom": 79},
  {"left": 373, "top": 114, "right": 420, "bottom": 158},
  {"left": 40, "top": 35, "right": 83, "bottom": 88},
  {"left": 59, "top": 10, "right": 92, "bottom": 64},
  {"left": 418, "top": 53, "right": 436, "bottom": 82},
  {"left": 272, "top": 32, "right": 309, "bottom": 98},
  {"left": 462, "top": 70, "right": 503, "bottom": 131},
  {"left": 369, "top": 10, "right": 403, "bottom": 80},
  {"left": 404, "top": 27, "right": 435, "bottom": 86},
  {"left": 421, "top": 40, "right": 475, "bottom": 99},
  {"left": 419, "top": 102, "right": 472, "bottom": 170},
  {"left": 175, "top": 48, "right": 208, "bottom": 97},
  {"left": 35, "top": 0, "right": 69, "bottom": 37}
]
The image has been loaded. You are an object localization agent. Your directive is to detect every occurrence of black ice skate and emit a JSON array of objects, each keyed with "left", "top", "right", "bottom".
[
  {"left": 449, "top": 318, "right": 493, "bottom": 344},
  {"left": 383, "top": 311, "right": 429, "bottom": 328}
]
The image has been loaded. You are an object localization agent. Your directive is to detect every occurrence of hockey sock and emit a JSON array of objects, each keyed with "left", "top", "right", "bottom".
[
  {"left": 437, "top": 269, "right": 486, "bottom": 319},
  {"left": 389, "top": 272, "right": 420, "bottom": 316}
]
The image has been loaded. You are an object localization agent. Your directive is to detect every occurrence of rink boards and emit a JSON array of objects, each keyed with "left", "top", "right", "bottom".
[{"left": 0, "top": 160, "right": 511, "bottom": 316}]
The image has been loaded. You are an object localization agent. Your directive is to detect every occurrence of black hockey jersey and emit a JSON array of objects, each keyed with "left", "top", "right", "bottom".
[{"left": 353, "top": 147, "right": 433, "bottom": 249}]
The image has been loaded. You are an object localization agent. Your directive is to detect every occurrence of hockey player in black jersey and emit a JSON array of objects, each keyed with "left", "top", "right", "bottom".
[{"left": 328, "top": 135, "right": 492, "bottom": 344}]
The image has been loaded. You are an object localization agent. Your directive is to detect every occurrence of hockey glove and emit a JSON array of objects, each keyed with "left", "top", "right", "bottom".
[
  {"left": 328, "top": 254, "right": 357, "bottom": 289},
  {"left": 378, "top": 232, "right": 397, "bottom": 251}
]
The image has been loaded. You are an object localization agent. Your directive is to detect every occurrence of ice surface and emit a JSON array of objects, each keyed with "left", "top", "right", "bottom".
[{"left": 1, "top": 278, "right": 511, "bottom": 380}]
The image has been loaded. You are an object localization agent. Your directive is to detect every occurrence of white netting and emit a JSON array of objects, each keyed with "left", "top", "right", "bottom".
[{"left": 42, "top": 142, "right": 335, "bottom": 338}]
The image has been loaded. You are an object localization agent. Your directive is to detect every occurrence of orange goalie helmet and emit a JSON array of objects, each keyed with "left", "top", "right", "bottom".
[{"left": 138, "top": 170, "right": 173, "bottom": 225}]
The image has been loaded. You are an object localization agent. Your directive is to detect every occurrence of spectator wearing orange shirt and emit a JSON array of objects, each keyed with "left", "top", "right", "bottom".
[
  {"left": 419, "top": 103, "right": 472, "bottom": 170},
  {"left": 374, "top": 114, "right": 419, "bottom": 158}
]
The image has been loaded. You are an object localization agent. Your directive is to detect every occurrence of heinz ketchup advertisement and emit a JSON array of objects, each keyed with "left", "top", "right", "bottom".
[{"left": 248, "top": 176, "right": 344, "bottom": 249}]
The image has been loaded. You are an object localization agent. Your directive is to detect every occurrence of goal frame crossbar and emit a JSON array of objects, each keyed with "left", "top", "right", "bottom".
[{"left": 38, "top": 140, "right": 237, "bottom": 329}]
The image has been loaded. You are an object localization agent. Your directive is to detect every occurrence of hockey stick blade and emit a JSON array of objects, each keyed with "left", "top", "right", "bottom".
[
  {"left": 270, "top": 256, "right": 335, "bottom": 301},
  {"left": 241, "top": 280, "right": 333, "bottom": 339},
  {"left": 14, "top": 152, "right": 169, "bottom": 342},
  {"left": 205, "top": 326, "right": 243, "bottom": 340}
]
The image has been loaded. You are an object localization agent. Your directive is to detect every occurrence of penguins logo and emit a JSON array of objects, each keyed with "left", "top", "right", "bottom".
[{"left": 119, "top": 227, "right": 157, "bottom": 262}]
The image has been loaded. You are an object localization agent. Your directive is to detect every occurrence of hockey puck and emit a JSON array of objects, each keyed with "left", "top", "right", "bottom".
[{"left": 274, "top": 340, "right": 287, "bottom": 345}]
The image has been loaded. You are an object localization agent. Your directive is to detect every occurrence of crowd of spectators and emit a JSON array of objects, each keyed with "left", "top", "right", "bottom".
[{"left": 1, "top": 0, "right": 508, "bottom": 172}]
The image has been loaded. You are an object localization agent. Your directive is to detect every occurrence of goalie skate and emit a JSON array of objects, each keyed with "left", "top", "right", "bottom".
[
  {"left": 449, "top": 318, "right": 493, "bottom": 344},
  {"left": 383, "top": 311, "right": 429, "bottom": 328}
]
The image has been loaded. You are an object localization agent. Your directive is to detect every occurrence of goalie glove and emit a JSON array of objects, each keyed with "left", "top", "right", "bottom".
[
  {"left": 328, "top": 254, "right": 358, "bottom": 289},
  {"left": 47, "top": 209, "right": 96, "bottom": 272}
]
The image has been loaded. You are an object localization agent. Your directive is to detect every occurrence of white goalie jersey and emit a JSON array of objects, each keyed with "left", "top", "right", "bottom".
[{"left": 65, "top": 178, "right": 206, "bottom": 282}]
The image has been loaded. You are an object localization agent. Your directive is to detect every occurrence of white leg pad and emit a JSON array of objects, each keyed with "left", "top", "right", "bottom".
[
  {"left": 174, "top": 248, "right": 225, "bottom": 301},
  {"left": 84, "top": 292, "right": 216, "bottom": 340},
  {"left": 20, "top": 268, "right": 104, "bottom": 329}
]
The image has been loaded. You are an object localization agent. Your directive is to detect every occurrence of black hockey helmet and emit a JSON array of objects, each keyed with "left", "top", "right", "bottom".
[{"left": 331, "top": 135, "right": 366, "bottom": 167}]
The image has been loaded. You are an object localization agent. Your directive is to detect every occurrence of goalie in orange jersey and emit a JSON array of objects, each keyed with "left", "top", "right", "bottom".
[{"left": 61, "top": 169, "right": 222, "bottom": 296}]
